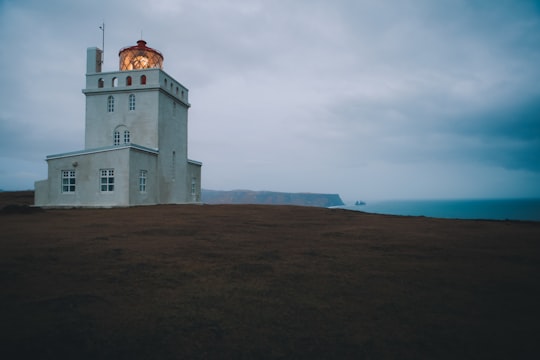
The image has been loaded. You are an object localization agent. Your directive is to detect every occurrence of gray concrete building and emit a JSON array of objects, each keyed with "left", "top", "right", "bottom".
[{"left": 35, "top": 40, "right": 202, "bottom": 207}]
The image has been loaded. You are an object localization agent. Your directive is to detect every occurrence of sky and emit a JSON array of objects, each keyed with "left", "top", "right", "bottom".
[{"left": 1, "top": 0, "right": 540, "bottom": 201}]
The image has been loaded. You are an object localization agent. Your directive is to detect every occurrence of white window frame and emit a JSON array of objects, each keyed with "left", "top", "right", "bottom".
[
  {"left": 114, "top": 130, "right": 120, "bottom": 145},
  {"left": 191, "top": 177, "right": 196, "bottom": 196},
  {"left": 124, "top": 130, "right": 130, "bottom": 144},
  {"left": 107, "top": 95, "right": 115, "bottom": 112},
  {"left": 100, "top": 169, "right": 115, "bottom": 192},
  {"left": 129, "top": 94, "right": 135, "bottom": 111},
  {"left": 61, "top": 170, "right": 76, "bottom": 193},
  {"left": 139, "top": 170, "right": 147, "bottom": 193}
]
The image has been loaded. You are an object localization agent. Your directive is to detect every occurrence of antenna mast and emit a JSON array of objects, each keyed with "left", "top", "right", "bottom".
[{"left": 99, "top": 22, "right": 105, "bottom": 65}]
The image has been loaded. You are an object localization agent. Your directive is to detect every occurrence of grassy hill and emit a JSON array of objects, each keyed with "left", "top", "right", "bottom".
[{"left": 1, "top": 191, "right": 540, "bottom": 359}]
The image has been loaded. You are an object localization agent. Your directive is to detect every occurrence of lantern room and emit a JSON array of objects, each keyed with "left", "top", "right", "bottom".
[{"left": 118, "top": 40, "right": 164, "bottom": 71}]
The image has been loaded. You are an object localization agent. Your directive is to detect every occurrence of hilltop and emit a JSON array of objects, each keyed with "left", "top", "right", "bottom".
[{"left": 1, "top": 191, "right": 540, "bottom": 359}]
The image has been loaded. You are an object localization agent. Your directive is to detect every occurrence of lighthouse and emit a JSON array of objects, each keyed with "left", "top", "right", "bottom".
[{"left": 35, "top": 40, "right": 202, "bottom": 207}]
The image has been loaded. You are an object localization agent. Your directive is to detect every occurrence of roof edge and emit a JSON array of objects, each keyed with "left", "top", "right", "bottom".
[{"left": 46, "top": 144, "right": 159, "bottom": 160}]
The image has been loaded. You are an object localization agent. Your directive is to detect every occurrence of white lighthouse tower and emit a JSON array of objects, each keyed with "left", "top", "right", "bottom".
[{"left": 35, "top": 40, "right": 202, "bottom": 207}]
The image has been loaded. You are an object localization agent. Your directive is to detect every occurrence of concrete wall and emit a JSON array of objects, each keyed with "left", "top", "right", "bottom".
[
  {"left": 187, "top": 161, "right": 202, "bottom": 203},
  {"left": 35, "top": 147, "right": 160, "bottom": 207},
  {"left": 86, "top": 47, "right": 102, "bottom": 74},
  {"left": 129, "top": 148, "right": 159, "bottom": 205},
  {"left": 35, "top": 148, "right": 200, "bottom": 207},
  {"left": 156, "top": 88, "right": 190, "bottom": 203},
  {"left": 34, "top": 180, "right": 49, "bottom": 206},
  {"left": 40, "top": 149, "right": 132, "bottom": 207},
  {"left": 83, "top": 69, "right": 189, "bottom": 152},
  {"left": 83, "top": 80, "right": 160, "bottom": 150}
]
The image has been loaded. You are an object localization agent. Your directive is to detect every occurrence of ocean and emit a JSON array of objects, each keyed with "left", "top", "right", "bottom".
[{"left": 336, "top": 199, "right": 540, "bottom": 221}]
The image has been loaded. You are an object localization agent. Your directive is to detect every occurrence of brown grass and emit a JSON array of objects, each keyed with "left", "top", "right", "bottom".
[{"left": 1, "top": 191, "right": 540, "bottom": 359}]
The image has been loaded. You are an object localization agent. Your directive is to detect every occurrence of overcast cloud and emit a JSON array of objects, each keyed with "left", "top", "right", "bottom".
[{"left": 1, "top": 0, "right": 539, "bottom": 200}]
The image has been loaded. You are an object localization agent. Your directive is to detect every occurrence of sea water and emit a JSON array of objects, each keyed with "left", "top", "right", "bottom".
[{"left": 337, "top": 199, "right": 540, "bottom": 221}]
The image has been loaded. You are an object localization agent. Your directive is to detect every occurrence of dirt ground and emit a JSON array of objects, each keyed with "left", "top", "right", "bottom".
[{"left": 1, "top": 191, "right": 540, "bottom": 359}]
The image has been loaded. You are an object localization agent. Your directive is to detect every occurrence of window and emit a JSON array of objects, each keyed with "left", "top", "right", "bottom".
[
  {"left": 61, "top": 170, "right": 76, "bottom": 193},
  {"left": 164, "top": 79, "right": 167, "bottom": 87},
  {"left": 129, "top": 94, "right": 135, "bottom": 111},
  {"left": 176, "top": 87, "right": 179, "bottom": 95},
  {"left": 140, "top": 75, "right": 146, "bottom": 85},
  {"left": 98, "top": 78, "right": 104, "bottom": 88},
  {"left": 114, "top": 130, "right": 120, "bottom": 145},
  {"left": 112, "top": 77, "right": 118, "bottom": 87},
  {"left": 191, "top": 177, "right": 196, "bottom": 196},
  {"left": 126, "top": 76, "right": 132, "bottom": 86},
  {"left": 114, "top": 126, "right": 129, "bottom": 145},
  {"left": 100, "top": 169, "right": 114, "bottom": 192},
  {"left": 107, "top": 95, "right": 115, "bottom": 112},
  {"left": 171, "top": 151, "right": 176, "bottom": 180},
  {"left": 139, "top": 170, "right": 147, "bottom": 193}
]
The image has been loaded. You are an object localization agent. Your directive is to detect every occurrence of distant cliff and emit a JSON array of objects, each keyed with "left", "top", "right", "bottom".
[{"left": 202, "top": 189, "right": 344, "bottom": 207}]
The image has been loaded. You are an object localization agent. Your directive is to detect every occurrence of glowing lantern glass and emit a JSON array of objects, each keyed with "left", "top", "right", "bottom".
[{"left": 119, "top": 40, "right": 163, "bottom": 71}]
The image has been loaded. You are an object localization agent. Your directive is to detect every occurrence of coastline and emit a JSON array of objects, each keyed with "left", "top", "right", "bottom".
[{"left": 338, "top": 198, "right": 540, "bottom": 221}]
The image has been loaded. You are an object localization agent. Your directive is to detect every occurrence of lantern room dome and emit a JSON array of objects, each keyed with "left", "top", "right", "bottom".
[{"left": 119, "top": 40, "right": 164, "bottom": 71}]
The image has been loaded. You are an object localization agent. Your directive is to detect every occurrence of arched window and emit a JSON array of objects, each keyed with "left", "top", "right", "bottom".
[
  {"left": 107, "top": 96, "right": 115, "bottom": 112},
  {"left": 112, "top": 77, "right": 118, "bottom": 87},
  {"left": 114, "top": 126, "right": 129, "bottom": 145},
  {"left": 113, "top": 130, "right": 120, "bottom": 145},
  {"left": 176, "top": 87, "right": 179, "bottom": 95},
  {"left": 126, "top": 76, "right": 132, "bottom": 86},
  {"left": 164, "top": 79, "right": 168, "bottom": 87},
  {"left": 140, "top": 75, "right": 146, "bottom": 85},
  {"left": 129, "top": 94, "right": 135, "bottom": 111},
  {"left": 98, "top": 78, "right": 104, "bottom": 88}
]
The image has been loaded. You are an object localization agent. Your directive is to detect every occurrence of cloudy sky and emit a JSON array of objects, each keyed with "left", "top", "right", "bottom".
[{"left": 1, "top": 0, "right": 539, "bottom": 201}]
